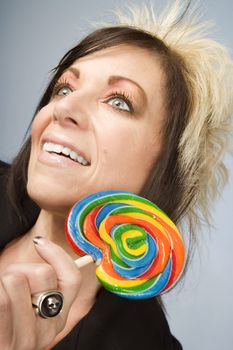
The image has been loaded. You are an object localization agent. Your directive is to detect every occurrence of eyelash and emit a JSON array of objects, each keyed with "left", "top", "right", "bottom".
[
  {"left": 52, "top": 77, "right": 73, "bottom": 96},
  {"left": 107, "top": 91, "right": 134, "bottom": 113},
  {"left": 52, "top": 78, "right": 134, "bottom": 113}
]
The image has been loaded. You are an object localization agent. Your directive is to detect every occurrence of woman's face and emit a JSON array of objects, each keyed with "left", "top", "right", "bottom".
[{"left": 27, "top": 44, "right": 165, "bottom": 214}]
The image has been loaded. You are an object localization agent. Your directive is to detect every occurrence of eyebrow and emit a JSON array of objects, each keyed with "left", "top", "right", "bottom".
[
  {"left": 67, "top": 66, "right": 80, "bottom": 78},
  {"left": 65, "top": 68, "right": 146, "bottom": 101},
  {"left": 108, "top": 75, "right": 146, "bottom": 101}
]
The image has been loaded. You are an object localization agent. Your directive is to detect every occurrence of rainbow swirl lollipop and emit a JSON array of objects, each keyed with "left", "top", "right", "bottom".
[{"left": 66, "top": 190, "right": 185, "bottom": 299}]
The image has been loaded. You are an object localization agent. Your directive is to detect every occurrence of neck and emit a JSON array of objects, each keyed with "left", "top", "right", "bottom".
[{"left": 28, "top": 209, "right": 78, "bottom": 259}]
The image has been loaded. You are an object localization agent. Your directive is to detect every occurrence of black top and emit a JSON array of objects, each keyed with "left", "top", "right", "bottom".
[{"left": 0, "top": 161, "right": 182, "bottom": 349}]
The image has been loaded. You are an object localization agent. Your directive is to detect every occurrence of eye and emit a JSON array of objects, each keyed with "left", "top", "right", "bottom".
[
  {"left": 107, "top": 92, "right": 133, "bottom": 113},
  {"left": 108, "top": 97, "right": 130, "bottom": 112},
  {"left": 56, "top": 85, "right": 73, "bottom": 96},
  {"left": 52, "top": 77, "right": 74, "bottom": 98}
]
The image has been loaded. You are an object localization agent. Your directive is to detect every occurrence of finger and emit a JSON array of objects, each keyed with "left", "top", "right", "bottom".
[
  {"left": 33, "top": 237, "right": 82, "bottom": 304},
  {"left": 5, "top": 263, "right": 58, "bottom": 295},
  {"left": 1, "top": 272, "right": 63, "bottom": 350},
  {"left": 1, "top": 271, "right": 36, "bottom": 350},
  {"left": 0, "top": 280, "right": 13, "bottom": 348}
]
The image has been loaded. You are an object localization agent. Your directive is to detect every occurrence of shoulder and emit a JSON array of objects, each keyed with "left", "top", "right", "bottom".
[
  {"left": 0, "top": 160, "right": 15, "bottom": 248},
  {"left": 0, "top": 160, "right": 39, "bottom": 249},
  {"left": 0, "top": 160, "right": 19, "bottom": 249},
  {"left": 0, "top": 160, "right": 10, "bottom": 178},
  {"left": 76, "top": 288, "right": 182, "bottom": 350},
  {"left": 0, "top": 160, "right": 10, "bottom": 213}
]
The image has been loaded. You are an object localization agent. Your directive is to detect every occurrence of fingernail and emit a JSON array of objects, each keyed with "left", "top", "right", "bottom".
[{"left": 33, "top": 236, "right": 45, "bottom": 245}]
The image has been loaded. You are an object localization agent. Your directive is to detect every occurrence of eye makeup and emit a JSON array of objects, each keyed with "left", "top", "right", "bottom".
[
  {"left": 105, "top": 90, "right": 134, "bottom": 113},
  {"left": 52, "top": 77, "right": 73, "bottom": 97}
]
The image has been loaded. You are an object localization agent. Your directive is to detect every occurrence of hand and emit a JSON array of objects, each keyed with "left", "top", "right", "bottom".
[{"left": 0, "top": 237, "right": 82, "bottom": 350}]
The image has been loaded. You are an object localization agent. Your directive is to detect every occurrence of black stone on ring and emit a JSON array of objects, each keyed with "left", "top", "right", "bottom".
[{"left": 32, "top": 290, "right": 64, "bottom": 318}]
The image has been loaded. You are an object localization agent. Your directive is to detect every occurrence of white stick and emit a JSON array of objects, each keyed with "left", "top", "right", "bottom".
[{"left": 74, "top": 255, "right": 95, "bottom": 268}]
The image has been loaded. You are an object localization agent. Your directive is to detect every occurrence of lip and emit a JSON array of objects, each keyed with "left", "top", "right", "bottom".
[{"left": 41, "top": 134, "right": 90, "bottom": 164}]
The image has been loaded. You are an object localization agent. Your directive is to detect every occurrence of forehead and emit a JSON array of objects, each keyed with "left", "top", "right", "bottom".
[{"left": 70, "top": 44, "right": 164, "bottom": 90}]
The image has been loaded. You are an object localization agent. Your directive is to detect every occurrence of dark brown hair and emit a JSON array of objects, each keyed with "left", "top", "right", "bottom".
[{"left": 7, "top": 26, "right": 191, "bottom": 235}]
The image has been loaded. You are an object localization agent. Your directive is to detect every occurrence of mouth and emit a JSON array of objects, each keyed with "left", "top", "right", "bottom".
[{"left": 42, "top": 142, "right": 90, "bottom": 166}]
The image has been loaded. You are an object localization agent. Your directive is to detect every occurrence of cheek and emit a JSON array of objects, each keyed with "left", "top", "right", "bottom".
[
  {"left": 101, "top": 122, "right": 158, "bottom": 166},
  {"left": 31, "top": 106, "right": 52, "bottom": 143},
  {"left": 97, "top": 123, "right": 137, "bottom": 168},
  {"left": 96, "top": 122, "right": 160, "bottom": 193},
  {"left": 27, "top": 106, "right": 52, "bottom": 188}
]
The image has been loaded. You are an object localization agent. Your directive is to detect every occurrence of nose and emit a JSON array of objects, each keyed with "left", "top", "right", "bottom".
[{"left": 52, "top": 91, "right": 90, "bottom": 130}]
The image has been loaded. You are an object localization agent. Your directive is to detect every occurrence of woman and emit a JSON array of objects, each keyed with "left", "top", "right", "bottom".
[{"left": 0, "top": 1, "right": 232, "bottom": 349}]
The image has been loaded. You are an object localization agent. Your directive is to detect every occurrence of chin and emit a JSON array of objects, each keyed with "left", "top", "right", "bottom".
[{"left": 27, "top": 176, "right": 74, "bottom": 215}]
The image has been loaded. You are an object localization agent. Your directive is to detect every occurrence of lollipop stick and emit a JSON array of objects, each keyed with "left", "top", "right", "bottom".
[{"left": 74, "top": 255, "right": 95, "bottom": 268}]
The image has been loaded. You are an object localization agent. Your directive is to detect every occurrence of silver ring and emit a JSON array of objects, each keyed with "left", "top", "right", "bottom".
[{"left": 32, "top": 290, "right": 64, "bottom": 318}]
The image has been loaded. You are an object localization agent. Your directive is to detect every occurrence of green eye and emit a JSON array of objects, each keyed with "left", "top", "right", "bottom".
[{"left": 108, "top": 97, "right": 131, "bottom": 112}]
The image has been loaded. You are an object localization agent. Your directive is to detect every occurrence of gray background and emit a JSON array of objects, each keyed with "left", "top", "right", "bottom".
[{"left": 0, "top": 1, "right": 232, "bottom": 349}]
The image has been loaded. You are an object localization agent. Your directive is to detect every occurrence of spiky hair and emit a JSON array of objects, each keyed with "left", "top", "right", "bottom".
[{"left": 100, "top": 0, "right": 233, "bottom": 235}]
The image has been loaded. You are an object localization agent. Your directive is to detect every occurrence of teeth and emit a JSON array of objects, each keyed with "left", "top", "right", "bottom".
[
  {"left": 62, "top": 147, "right": 71, "bottom": 156},
  {"left": 70, "top": 151, "right": 77, "bottom": 161},
  {"left": 43, "top": 142, "right": 89, "bottom": 166},
  {"left": 53, "top": 144, "right": 63, "bottom": 153},
  {"left": 77, "top": 155, "right": 88, "bottom": 166},
  {"left": 44, "top": 142, "right": 54, "bottom": 152},
  {"left": 81, "top": 158, "right": 88, "bottom": 166}
]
